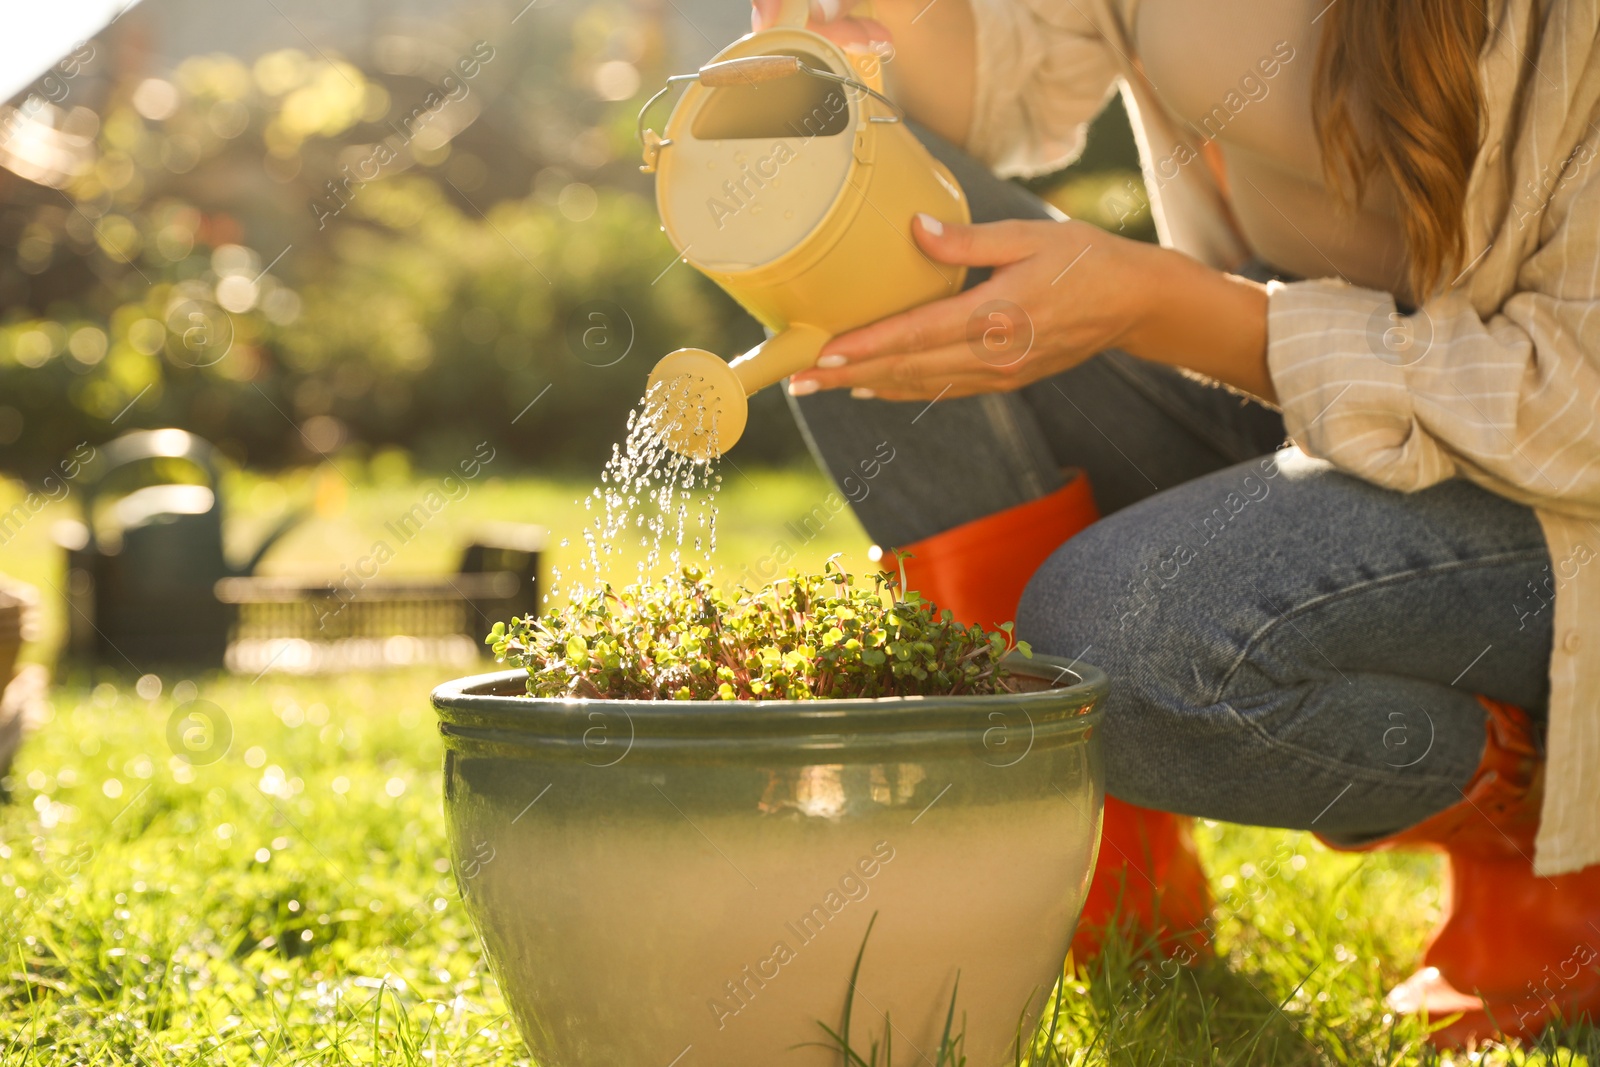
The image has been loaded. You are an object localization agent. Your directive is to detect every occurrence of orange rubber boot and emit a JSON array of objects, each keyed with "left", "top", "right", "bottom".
[
  {"left": 1068, "top": 802, "right": 1213, "bottom": 960},
  {"left": 1322, "top": 696, "right": 1600, "bottom": 1047},
  {"left": 894, "top": 471, "right": 1213, "bottom": 962}
]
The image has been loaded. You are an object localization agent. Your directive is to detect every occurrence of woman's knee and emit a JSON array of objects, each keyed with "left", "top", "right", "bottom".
[
  {"left": 1015, "top": 507, "right": 1246, "bottom": 810},
  {"left": 1016, "top": 512, "right": 1221, "bottom": 697},
  {"left": 1016, "top": 451, "right": 1322, "bottom": 700},
  {"left": 1016, "top": 522, "right": 1125, "bottom": 663}
]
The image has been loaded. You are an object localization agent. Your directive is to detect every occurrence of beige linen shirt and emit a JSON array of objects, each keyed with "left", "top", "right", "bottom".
[{"left": 965, "top": 0, "right": 1600, "bottom": 874}]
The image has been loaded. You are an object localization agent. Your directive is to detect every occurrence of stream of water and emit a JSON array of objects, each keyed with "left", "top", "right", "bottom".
[{"left": 548, "top": 374, "right": 725, "bottom": 603}]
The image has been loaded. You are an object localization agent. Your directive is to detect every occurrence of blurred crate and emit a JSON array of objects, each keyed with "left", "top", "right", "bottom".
[
  {"left": 215, "top": 524, "right": 545, "bottom": 674},
  {"left": 0, "top": 577, "right": 40, "bottom": 688},
  {"left": 0, "top": 577, "right": 44, "bottom": 780},
  {"left": 217, "top": 571, "right": 522, "bottom": 641}
]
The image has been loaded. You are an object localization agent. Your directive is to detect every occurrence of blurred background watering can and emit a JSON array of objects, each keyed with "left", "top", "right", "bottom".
[
  {"left": 638, "top": 0, "right": 969, "bottom": 459},
  {"left": 54, "top": 428, "right": 305, "bottom": 665}
]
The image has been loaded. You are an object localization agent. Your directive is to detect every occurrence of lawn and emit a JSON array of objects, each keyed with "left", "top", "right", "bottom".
[{"left": 1, "top": 466, "right": 1595, "bottom": 1065}]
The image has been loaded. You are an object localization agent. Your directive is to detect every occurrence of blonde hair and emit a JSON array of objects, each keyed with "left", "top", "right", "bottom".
[{"left": 1314, "top": 1, "right": 1490, "bottom": 299}]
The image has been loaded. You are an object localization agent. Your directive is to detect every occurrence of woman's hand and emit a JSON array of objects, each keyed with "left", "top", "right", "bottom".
[
  {"left": 788, "top": 214, "right": 1154, "bottom": 400},
  {"left": 751, "top": 0, "right": 892, "bottom": 51},
  {"left": 749, "top": 0, "right": 977, "bottom": 147},
  {"left": 787, "top": 214, "right": 1278, "bottom": 404}
]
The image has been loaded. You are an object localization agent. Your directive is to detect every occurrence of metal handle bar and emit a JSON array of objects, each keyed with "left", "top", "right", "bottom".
[{"left": 636, "top": 54, "right": 900, "bottom": 157}]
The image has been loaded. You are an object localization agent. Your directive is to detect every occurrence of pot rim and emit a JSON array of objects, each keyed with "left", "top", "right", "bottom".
[{"left": 432, "top": 653, "right": 1106, "bottom": 753}]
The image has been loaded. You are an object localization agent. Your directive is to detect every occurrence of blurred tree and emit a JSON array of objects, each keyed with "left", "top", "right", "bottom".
[
  {"left": 0, "top": 0, "right": 1138, "bottom": 479},
  {"left": 0, "top": 2, "right": 782, "bottom": 477}
]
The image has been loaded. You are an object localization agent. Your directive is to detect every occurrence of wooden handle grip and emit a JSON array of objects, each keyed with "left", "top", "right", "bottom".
[{"left": 697, "top": 55, "right": 804, "bottom": 87}]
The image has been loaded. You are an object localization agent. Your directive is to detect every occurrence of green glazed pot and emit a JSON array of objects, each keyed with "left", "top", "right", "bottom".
[{"left": 431, "top": 652, "right": 1107, "bottom": 1067}]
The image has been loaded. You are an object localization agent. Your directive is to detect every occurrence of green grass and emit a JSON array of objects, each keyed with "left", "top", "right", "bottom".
[
  {"left": 7, "top": 666, "right": 1597, "bottom": 1065},
  {"left": 1, "top": 469, "right": 1597, "bottom": 1064}
]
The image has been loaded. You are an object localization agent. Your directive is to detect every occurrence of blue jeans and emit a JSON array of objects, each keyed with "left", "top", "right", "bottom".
[{"left": 788, "top": 129, "right": 1554, "bottom": 840}]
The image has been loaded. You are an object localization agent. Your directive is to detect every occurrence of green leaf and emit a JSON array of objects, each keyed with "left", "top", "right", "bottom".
[{"left": 501, "top": 565, "right": 1028, "bottom": 701}]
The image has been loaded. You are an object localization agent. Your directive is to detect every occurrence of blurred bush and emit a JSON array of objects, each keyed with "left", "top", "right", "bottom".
[
  {"left": 0, "top": 11, "right": 781, "bottom": 478},
  {"left": 0, "top": 6, "right": 1143, "bottom": 479},
  {"left": 278, "top": 176, "right": 766, "bottom": 469}
]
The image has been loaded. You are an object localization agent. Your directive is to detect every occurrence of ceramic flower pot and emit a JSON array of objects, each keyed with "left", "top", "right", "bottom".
[{"left": 431, "top": 652, "right": 1107, "bottom": 1067}]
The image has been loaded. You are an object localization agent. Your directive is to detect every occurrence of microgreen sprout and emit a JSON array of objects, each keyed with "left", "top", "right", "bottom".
[{"left": 487, "top": 555, "right": 1032, "bottom": 700}]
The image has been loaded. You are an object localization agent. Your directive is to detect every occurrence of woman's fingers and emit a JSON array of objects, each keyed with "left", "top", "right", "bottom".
[
  {"left": 805, "top": 16, "right": 893, "bottom": 49},
  {"left": 752, "top": 0, "right": 781, "bottom": 29},
  {"left": 798, "top": 368, "right": 1017, "bottom": 402},
  {"left": 855, "top": 377, "right": 1016, "bottom": 401},
  {"left": 791, "top": 341, "right": 1010, "bottom": 396},
  {"left": 821, "top": 284, "right": 994, "bottom": 362},
  {"left": 752, "top": 0, "right": 892, "bottom": 42},
  {"left": 812, "top": 218, "right": 1042, "bottom": 361},
  {"left": 780, "top": 215, "right": 1125, "bottom": 402},
  {"left": 913, "top": 215, "right": 1042, "bottom": 267}
]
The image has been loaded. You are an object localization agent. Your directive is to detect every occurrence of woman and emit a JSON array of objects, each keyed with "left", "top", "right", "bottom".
[{"left": 755, "top": 0, "right": 1600, "bottom": 1046}]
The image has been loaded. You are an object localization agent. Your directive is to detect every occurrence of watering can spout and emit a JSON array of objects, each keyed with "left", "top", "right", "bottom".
[
  {"left": 645, "top": 323, "right": 828, "bottom": 461},
  {"left": 730, "top": 323, "right": 829, "bottom": 394}
]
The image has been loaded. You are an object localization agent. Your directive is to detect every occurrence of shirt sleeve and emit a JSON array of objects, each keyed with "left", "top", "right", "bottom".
[
  {"left": 1265, "top": 132, "right": 1600, "bottom": 518},
  {"left": 965, "top": 0, "right": 1122, "bottom": 178}
]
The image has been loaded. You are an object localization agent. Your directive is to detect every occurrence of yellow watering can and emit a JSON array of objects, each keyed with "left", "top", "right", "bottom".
[{"left": 639, "top": 0, "right": 970, "bottom": 459}]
